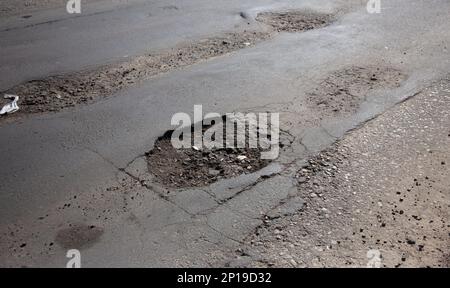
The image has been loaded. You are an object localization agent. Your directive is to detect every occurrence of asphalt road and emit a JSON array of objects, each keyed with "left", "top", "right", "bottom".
[
  {"left": 0, "top": 0, "right": 315, "bottom": 91},
  {"left": 0, "top": 0, "right": 449, "bottom": 267}
]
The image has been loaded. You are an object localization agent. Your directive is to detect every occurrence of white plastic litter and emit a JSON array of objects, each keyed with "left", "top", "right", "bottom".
[
  {"left": 0, "top": 94, "right": 19, "bottom": 116},
  {"left": 237, "top": 155, "right": 247, "bottom": 161}
]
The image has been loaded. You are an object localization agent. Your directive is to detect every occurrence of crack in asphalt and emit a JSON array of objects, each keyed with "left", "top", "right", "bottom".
[
  {"left": 320, "top": 126, "right": 339, "bottom": 140},
  {"left": 82, "top": 86, "right": 428, "bottom": 257},
  {"left": 332, "top": 88, "right": 426, "bottom": 139},
  {"left": 84, "top": 147, "right": 198, "bottom": 217},
  {"left": 203, "top": 218, "right": 245, "bottom": 245},
  {"left": 217, "top": 177, "right": 268, "bottom": 205},
  {"left": 214, "top": 86, "right": 435, "bottom": 266}
]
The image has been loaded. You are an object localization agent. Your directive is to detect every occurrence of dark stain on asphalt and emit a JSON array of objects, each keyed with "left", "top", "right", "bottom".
[
  {"left": 161, "top": 5, "right": 179, "bottom": 11},
  {"left": 55, "top": 224, "right": 104, "bottom": 249}
]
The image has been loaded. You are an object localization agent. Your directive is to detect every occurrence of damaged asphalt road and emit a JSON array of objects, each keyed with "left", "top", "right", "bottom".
[
  {"left": 227, "top": 78, "right": 450, "bottom": 268},
  {"left": 0, "top": 0, "right": 449, "bottom": 267}
]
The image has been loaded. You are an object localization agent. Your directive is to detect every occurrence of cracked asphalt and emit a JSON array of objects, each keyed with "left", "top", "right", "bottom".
[
  {"left": 221, "top": 77, "right": 450, "bottom": 268},
  {"left": 0, "top": 0, "right": 449, "bottom": 267}
]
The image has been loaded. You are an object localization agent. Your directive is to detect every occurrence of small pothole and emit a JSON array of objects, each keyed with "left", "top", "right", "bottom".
[
  {"left": 146, "top": 115, "right": 288, "bottom": 188},
  {"left": 307, "top": 66, "right": 407, "bottom": 115},
  {"left": 256, "top": 10, "right": 334, "bottom": 33}
]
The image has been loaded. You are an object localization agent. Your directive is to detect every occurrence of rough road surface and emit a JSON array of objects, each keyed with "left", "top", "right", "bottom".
[
  {"left": 223, "top": 78, "right": 450, "bottom": 268},
  {"left": 0, "top": 0, "right": 449, "bottom": 267},
  {"left": 1, "top": 10, "right": 338, "bottom": 117}
]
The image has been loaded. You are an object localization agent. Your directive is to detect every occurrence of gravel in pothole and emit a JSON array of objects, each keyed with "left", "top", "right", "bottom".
[
  {"left": 256, "top": 11, "right": 334, "bottom": 32},
  {"left": 146, "top": 118, "right": 280, "bottom": 188},
  {"left": 307, "top": 66, "right": 406, "bottom": 115}
]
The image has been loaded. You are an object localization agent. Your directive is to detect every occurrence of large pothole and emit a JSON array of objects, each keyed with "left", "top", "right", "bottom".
[
  {"left": 256, "top": 10, "right": 334, "bottom": 32},
  {"left": 307, "top": 66, "right": 406, "bottom": 115},
  {"left": 146, "top": 115, "right": 291, "bottom": 188}
]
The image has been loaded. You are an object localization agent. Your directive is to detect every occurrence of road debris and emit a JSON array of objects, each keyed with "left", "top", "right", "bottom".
[
  {"left": 237, "top": 155, "right": 248, "bottom": 161},
  {"left": 256, "top": 11, "right": 335, "bottom": 33},
  {"left": 0, "top": 94, "right": 19, "bottom": 116},
  {"left": 147, "top": 128, "right": 272, "bottom": 188}
]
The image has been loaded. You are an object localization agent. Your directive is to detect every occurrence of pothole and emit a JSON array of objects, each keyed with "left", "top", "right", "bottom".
[
  {"left": 146, "top": 115, "right": 291, "bottom": 188},
  {"left": 55, "top": 224, "right": 103, "bottom": 250},
  {"left": 307, "top": 66, "right": 407, "bottom": 115},
  {"left": 3, "top": 31, "right": 271, "bottom": 116},
  {"left": 256, "top": 10, "right": 334, "bottom": 32},
  {"left": 2, "top": 10, "right": 341, "bottom": 121},
  {"left": 2, "top": 10, "right": 339, "bottom": 120}
]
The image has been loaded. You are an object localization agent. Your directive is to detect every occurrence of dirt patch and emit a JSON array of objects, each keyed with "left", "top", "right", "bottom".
[
  {"left": 307, "top": 66, "right": 406, "bottom": 115},
  {"left": 2, "top": 31, "right": 271, "bottom": 116},
  {"left": 55, "top": 224, "right": 103, "bottom": 249},
  {"left": 147, "top": 137, "right": 270, "bottom": 189},
  {"left": 256, "top": 11, "right": 334, "bottom": 33},
  {"left": 146, "top": 115, "right": 286, "bottom": 188}
]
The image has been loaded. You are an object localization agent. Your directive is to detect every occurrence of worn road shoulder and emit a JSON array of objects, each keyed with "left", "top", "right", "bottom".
[{"left": 221, "top": 77, "right": 450, "bottom": 268}]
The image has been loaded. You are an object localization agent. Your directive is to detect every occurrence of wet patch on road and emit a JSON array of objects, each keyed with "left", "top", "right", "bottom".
[
  {"left": 307, "top": 66, "right": 406, "bottom": 115},
  {"left": 55, "top": 224, "right": 103, "bottom": 250},
  {"left": 256, "top": 11, "right": 334, "bottom": 33}
]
